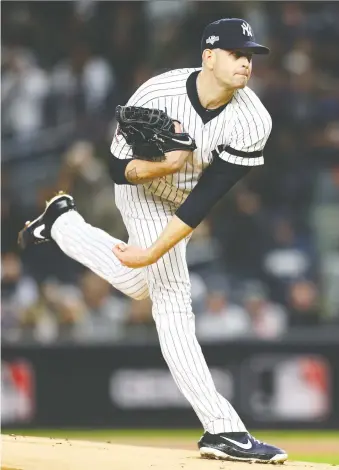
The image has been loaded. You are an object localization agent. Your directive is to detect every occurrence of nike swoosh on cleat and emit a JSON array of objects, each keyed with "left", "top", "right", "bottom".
[
  {"left": 220, "top": 437, "right": 252, "bottom": 449},
  {"left": 33, "top": 224, "right": 46, "bottom": 239}
]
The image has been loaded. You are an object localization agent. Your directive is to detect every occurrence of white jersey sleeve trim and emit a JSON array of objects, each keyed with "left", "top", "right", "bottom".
[{"left": 218, "top": 152, "right": 265, "bottom": 166}]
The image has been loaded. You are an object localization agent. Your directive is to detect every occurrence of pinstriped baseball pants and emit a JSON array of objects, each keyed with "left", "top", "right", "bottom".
[{"left": 51, "top": 185, "right": 246, "bottom": 434}]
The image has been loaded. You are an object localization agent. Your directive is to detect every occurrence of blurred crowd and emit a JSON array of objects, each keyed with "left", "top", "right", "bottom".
[{"left": 2, "top": 1, "right": 339, "bottom": 344}]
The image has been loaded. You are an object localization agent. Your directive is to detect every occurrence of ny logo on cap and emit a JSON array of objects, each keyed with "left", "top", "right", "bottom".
[
  {"left": 206, "top": 35, "right": 219, "bottom": 45},
  {"left": 241, "top": 22, "right": 253, "bottom": 37}
]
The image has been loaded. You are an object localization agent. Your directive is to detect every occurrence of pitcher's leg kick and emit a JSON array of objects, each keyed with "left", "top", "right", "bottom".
[{"left": 18, "top": 191, "right": 287, "bottom": 463}]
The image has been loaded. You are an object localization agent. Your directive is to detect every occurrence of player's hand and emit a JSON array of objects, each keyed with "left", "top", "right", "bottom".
[
  {"left": 112, "top": 243, "right": 157, "bottom": 268},
  {"left": 163, "top": 121, "right": 192, "bottom": 171}
]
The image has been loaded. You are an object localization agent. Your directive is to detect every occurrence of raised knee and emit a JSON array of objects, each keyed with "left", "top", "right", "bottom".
[{"left": 133, "top": 289, "right": 150, "bottom": 301}]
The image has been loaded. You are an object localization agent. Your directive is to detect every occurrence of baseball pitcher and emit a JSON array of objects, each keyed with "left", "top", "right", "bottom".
[{"left": 19, "top": 18, "right": 287, "bottom": 463}]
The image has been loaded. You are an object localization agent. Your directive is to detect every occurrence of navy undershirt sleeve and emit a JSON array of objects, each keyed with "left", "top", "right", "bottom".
[
  {"left": 176, "top": 157, "right": 252, "bottom": 228},
  {"left": 108, "top": 154, "right": 134, "bottom": 185}
]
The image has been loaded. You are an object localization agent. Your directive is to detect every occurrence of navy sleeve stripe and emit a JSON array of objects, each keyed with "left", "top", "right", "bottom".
[
  {"left": 224, "top": 145, "right": 263, "bottom": 159},
  {"left": 108, "top": 155, "right": 134, "bottom": 185},
  {"left": 175, "top": 157, "right": 251, "bottom": 228}
]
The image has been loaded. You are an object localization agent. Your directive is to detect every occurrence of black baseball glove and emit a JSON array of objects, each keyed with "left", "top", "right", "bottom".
[{"left": 116, "top": 105, "right": 196, "bottom": 161}]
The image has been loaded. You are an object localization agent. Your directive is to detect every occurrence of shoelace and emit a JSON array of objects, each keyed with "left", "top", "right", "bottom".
[{"left": 251, "top": 436, "right": 270, "bottom": 446}]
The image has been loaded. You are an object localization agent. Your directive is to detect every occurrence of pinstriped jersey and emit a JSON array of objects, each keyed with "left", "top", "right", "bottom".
[{"left": 110, "top": 68, "right": 272, "bottom": 206}]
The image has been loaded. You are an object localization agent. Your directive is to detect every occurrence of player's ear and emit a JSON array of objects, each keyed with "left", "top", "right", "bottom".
[{"left": 202, "top": 49, "right": 214, "bottom": 70}]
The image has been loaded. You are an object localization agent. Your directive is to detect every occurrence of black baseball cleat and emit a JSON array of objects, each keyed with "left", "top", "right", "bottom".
[
  {"left": 18, "top": 192, "right": 76, "bottom": 250},
  {"left": 198, "top": 431, "right": 288, "bottom": 464}
]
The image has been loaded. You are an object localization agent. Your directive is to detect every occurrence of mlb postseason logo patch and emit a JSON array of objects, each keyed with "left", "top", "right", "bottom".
[{"left": 206, "top": 35, "right": 219, "bottom": 45}]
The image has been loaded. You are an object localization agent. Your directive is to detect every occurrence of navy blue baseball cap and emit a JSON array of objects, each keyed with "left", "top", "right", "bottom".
[{"left": 201, "top": 18, "right": 270, "bottom": 55}]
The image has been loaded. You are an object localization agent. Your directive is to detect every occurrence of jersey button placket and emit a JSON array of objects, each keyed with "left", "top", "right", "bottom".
[{"left": 203, "top": 126, "right": 209, "bottom": 153}]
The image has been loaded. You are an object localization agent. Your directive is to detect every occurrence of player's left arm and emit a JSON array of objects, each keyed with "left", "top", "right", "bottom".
[
  {"left": 112, "top": 159, "right": 251, "bottom": 267},
  {"left": 175, "top": 108, "right": 272, "bottom": 228},
  {"left": 113, "top": 111, "right": 272, "bottom": 268}
]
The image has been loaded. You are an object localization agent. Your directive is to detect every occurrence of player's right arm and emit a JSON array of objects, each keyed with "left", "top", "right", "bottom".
[
  {"left": 123, "top": 121, "right": 191, "bottom": 183},
  {"left": 123, "top": 148, "right": 191, "bottom": 184},
  {"left": 109, "top": 79, "right": 190, "bottom": 185},
  {"left": 109, "top": 137, "right": 191, "bottom": 185}
]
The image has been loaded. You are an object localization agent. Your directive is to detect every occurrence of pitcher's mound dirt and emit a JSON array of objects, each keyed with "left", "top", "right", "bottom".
[{"left": 1, "top": 435, "right": 336, "bottom": 470}]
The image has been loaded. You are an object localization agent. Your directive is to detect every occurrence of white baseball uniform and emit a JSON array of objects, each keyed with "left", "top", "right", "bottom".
[{"left": 51, "top": 67, "right": 272, "bottom": 433}]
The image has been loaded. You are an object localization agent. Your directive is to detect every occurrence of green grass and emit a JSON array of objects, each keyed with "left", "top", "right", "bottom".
[
  {"left": 3, "top": 429, "right": 339, "bottom": 465},
  {"left": 292, "top": 455, "right": 339, "bottom": 465},
  {"left": 5, "top": 428, "right": 339, "bottom": 439}
]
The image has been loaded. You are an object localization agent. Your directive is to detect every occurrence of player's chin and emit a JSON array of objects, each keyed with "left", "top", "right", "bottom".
[{"left": 233, "top": 76, "right": 248, "bottom": 89}]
